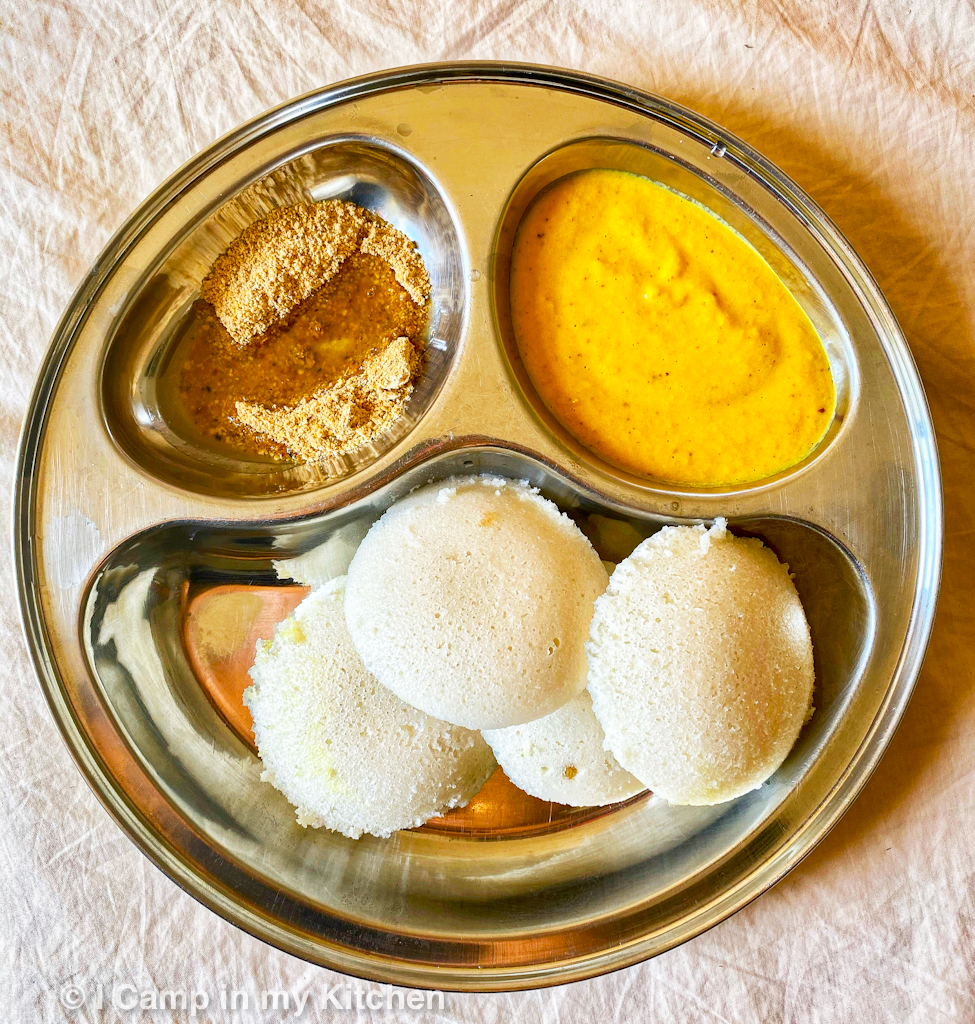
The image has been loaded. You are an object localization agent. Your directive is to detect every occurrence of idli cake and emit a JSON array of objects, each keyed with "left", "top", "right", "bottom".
[
  {"left": 483, "top": 691, "right": 644, "bottom": 807},
  {"left": 587, "top": 519, "right": 815, "bottom": 806},
  {"left": 243, "top": 577, "right": 496, "bottom": 839},
  {"left": 344, "top": 475, "right": 609, "bottom": 730}
]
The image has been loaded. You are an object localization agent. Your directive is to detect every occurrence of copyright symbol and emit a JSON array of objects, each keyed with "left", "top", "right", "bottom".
[{"left": 59, "top": 983, "right": 86, "bottom": 1010}]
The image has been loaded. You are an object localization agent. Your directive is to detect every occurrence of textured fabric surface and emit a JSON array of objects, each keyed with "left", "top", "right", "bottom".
[{"left": 2, "top": 2, "right": 973, "bottom": 1021}]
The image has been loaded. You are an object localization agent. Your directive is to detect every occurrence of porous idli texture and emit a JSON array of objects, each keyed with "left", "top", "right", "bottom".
[
  {"left": 483, "top": 691, "right": 645, "bottom": 806},
  {"left": 344, "top": 475, "right": 609, "bottom": 730},
  {"left": 243, "top": 577, "right": 496, "bottom": 839},
  {"left": 587, "top": 519, "right": 814, "bottom": 806}
]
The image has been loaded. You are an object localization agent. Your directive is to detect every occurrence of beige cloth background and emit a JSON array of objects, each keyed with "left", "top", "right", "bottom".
[{"left": 2, "top": 1, "right": 973, "bottom": 1021}]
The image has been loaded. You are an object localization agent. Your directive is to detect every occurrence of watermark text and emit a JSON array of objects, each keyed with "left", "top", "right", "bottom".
[{"left": 59, "top": 980, "right": 446, "bottom": 1016}]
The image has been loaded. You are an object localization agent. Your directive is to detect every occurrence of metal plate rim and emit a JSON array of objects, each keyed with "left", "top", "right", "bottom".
[{"left": 13, "top": 60, "right": 944, "bottom": 989}]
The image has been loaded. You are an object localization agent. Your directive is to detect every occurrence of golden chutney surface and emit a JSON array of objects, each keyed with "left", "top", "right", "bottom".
[{"left": 510, "top": 169, "right": 836, "bottom": 486}]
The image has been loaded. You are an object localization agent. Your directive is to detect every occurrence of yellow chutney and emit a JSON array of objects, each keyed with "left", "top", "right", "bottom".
[{"left": 509, "top": 169, "right": 836, "bottom": 487}]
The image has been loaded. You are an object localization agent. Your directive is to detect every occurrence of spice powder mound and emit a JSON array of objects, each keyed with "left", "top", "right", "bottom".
[
  {"left": 180, "top": 201, "right": 431, "bottom": 463},
  {"left": 236, "top": 336, "right": 419, "bottom": 461}
]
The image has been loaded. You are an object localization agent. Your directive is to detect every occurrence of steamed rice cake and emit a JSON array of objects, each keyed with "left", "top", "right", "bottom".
[
  {"left": 343, "top": 475, "right": 609, "bottom": 730},
  {"left": 587, "top": 519, "right": 814, "bottom": 806},
  {"left": 243, "top": 578, "right": 496, "bottom": 839},
  {"left": 483, "top": 691, "right": 645, "bottom": 806}
]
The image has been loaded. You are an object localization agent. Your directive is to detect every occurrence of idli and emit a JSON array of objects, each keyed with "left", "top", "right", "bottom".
[
  {"left": 243, "top": 577, "right": 496, "bottom": 839},
  {"left": 344, "top": 475, "right": 609, "bottom": 730},
  {"left": 483, "top": 691, "right": 645, "bottom": 806},
  {"left": 587, "top": 519, "right": 814, "bottom": 806}
]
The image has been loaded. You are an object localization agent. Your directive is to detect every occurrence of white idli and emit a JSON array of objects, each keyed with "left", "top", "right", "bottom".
[
  {"left": 483, "top": 691, "right": 645, "bottom": 806},
  {"left": 243, "top": 578, "right": 496, "bottom": 839},
  {"left": 587, "top": 519, "right": 814, "bottom": 806},
  {"left": 344, "top": 475, "right": 609, "bottom": 730}
]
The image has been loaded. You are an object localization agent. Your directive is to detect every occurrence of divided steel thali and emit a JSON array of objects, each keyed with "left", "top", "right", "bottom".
[{"left": 14, "top": 64, "right": 941, "bottom": 990}]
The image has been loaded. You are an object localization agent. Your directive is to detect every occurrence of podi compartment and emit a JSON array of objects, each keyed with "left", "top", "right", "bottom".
[
  {"left": 100, "top": 137, "right": 467, "bottom": 500},
  {"left": 492, "top": 136, "right": 858, "bottom": 497}
]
